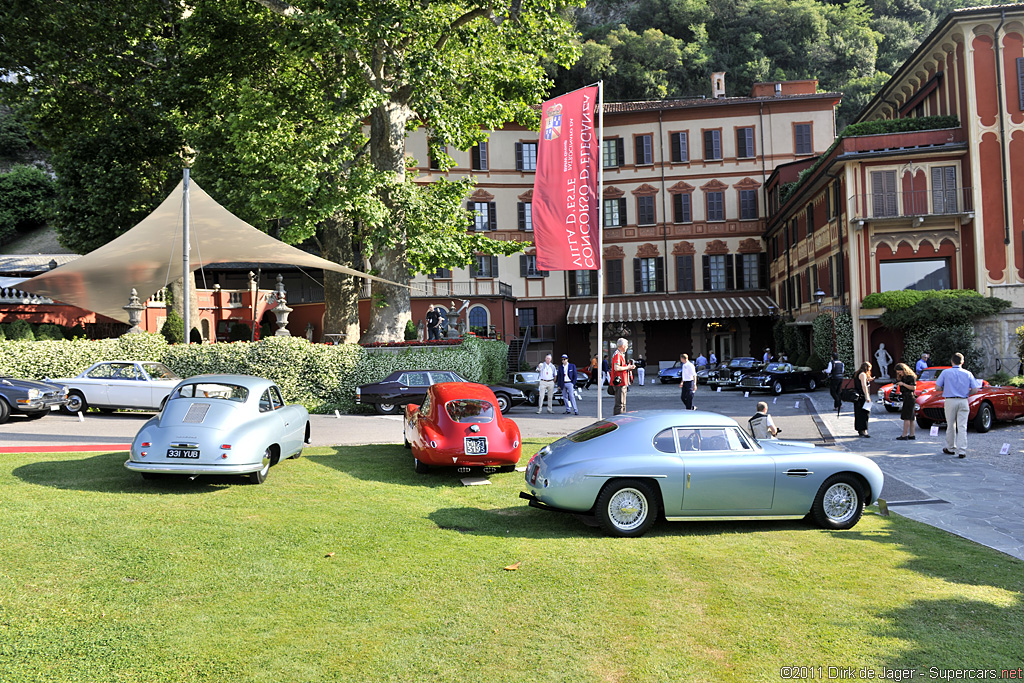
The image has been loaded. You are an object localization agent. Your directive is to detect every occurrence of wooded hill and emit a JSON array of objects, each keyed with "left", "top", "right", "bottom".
[{"left": 550, "top": 0, "right": 1021, "bottom": 128}]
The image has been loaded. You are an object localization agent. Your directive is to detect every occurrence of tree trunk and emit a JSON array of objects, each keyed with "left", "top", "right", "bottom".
[
  {"left": 362, "top": 98, "right": 413, "bottom": 343},
  {"left": 319, "top": 215, "right": 361, "bottom": 342},
  {"left": 169, "top": 273, "right": 201, "bottom": 340}
]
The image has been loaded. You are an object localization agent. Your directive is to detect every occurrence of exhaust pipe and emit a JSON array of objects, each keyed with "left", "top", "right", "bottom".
[{"left": 457, "top": 467, "right": 471, "bottom": 474}]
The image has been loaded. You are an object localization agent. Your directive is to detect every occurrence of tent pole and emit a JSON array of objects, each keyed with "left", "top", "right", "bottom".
[
  {"left": 596, "top": 80, "right": 604, "bottom": 420},
  {"left": 182, "top": 167, "right": 190, "bottom": 345}
]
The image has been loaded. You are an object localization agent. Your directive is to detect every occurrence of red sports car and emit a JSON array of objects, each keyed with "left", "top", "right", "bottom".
[
  {"left": 915, "top": 384, "right": 1024, "bottom": 432},
  {"left": 878, "top": 366, "right": 952, "bottom": 412},
  {"left": 404, "top": 382, "right": 522, "bottom": 474}
]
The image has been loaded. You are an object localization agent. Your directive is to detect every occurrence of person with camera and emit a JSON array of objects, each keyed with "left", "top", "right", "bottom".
[
  {"left": 611, "top": 338, "right": 636, "bottom": 415},
  {"left": 748, "top": 401, "right": 779, "bottom": 439}
]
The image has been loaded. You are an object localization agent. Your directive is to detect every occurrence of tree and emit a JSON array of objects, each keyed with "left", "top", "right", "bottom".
[{"left": 252, "top": 0, "right": 580, "bottom": 341}]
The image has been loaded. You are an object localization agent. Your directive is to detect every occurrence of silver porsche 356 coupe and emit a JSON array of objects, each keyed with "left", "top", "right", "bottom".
[
  {"left": 125, "top": 374, "right": 309, "bottom": 484},
  {"left": 521, "top": 411, "right": 883, "bottom": 537}
]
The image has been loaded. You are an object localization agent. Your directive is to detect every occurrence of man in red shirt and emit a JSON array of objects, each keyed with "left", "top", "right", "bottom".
[{"left": 611, "top": 337, "right": 636, "bottom": 415}]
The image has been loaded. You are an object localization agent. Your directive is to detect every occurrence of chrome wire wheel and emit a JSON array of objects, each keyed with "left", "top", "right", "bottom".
[
  {"left": 607, "top": 487, "right": 648, "bottom": 531},
  {"left": 822, "top": 482, "right": 857, "bottom": 524}
]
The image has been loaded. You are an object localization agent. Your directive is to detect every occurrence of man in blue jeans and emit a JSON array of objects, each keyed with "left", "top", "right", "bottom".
[
  {"left": 934, "top": 352, "right": 982, "bottom": 458},
  {"left": 557, "top": 354, "right": 578, "bottom": 415}
]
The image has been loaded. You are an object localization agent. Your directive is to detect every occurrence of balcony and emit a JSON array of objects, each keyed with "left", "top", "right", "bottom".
[
  {"left": 518, "top": 324, "right": 557, "bottom": 341},
  {"left": 849, "top": 187, "right": 973, "bottom": 223},
  {"left": 0, "top": 286, "right": 53, "bottom": 305},
  {"left": 362, "top": 280, "right": 515, "bottom": 299}
]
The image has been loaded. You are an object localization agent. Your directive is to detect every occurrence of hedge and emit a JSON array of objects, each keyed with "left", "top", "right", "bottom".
[
  {"left": 861, "top": 288, "right": 985, "bottom": 313},
  {"left": 0, "top": 333, "right": 508, "bottom": 414}
]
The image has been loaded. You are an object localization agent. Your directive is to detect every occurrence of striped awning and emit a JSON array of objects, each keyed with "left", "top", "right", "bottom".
[{"left": 566, "top": 294, "right": 778, "bottom": 325}]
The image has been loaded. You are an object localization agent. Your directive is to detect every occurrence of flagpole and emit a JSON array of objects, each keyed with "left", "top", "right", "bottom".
[
  {"left": 596, "top": 80, "right": 604, "bottom": 420},
  {"left": 182, "top": 167, "right": 191, "bottom": 345}
]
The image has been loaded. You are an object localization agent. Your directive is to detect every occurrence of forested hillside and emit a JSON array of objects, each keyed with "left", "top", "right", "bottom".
[{"left": 551, "top": 0, "right": 1021, "bottom": 127}]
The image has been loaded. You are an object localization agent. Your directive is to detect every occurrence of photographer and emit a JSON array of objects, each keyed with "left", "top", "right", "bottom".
[{"left": 748, "top": 401, "right": 779, "bottom": 439}]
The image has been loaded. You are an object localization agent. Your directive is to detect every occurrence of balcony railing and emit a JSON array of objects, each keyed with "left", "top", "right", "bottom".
[
  {"left": 850, "top": 187, "right": 973, "bottom": 221},
  {"left": 518, "top": 324, "right": 557, "bottom": 341},
  {"left": 0, "top": 286, "right": 53, "bottom": 305},
  {"left": 362, "top": 280, "right": 514, "bottom": 299}
]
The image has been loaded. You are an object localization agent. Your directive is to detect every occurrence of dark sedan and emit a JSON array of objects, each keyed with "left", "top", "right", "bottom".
[
  {"left": 707, "top": 357, "right": 763, "bottom": 389},
  {"left": 739, "top": 362, "right": 824, "bottom": 395},
  {"left": 0, "top": 375, "right": 69, "bottom": 424},
  {"left": 356, "top": 369, "right": 527, "bottom": 415}
]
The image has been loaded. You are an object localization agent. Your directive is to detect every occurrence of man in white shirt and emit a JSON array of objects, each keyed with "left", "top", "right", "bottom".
[
  {"left": 748, "top": 401, "right": 779, "bottom": 439},
  {"left": 535, "top": 354, "right": 556, "bottom": 414},
  {"left": 679, "top": 353, "right": 697, "bottom": 410}
]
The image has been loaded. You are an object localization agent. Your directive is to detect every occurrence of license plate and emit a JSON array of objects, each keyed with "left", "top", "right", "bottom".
[
  {"left": 464, "top": 436, "right": 488, "bottom": 456},
  {"left": 166, "top": 448, "right": 200, "bottom": 459}
]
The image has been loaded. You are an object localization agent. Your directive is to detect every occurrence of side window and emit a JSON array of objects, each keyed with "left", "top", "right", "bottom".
[
  {"left": 430, "top": 371, "right": 458, "bottom": 384},
  {"left": 727, "top": 428, "right": 753, "bottom": 450},
  {"left": 270, "top": 386, "right": 284, "bottom": 410},
  {"left": 653, "top": 428, "right": 676, "bottom": 453},
  {"left": 697, "top": 428, "right": 730, "bottom": 451},
  {"left": 87, "top": 364, "right": 119, "bottom": 379},
  {"left": 675, "top": 428, "right": 700, "bottom": 452},
  {"left": 404, "top": 372, "right": 430, "bottom": 387},
  {"left": 420, "top": 393, "right": 432, "bottom": 416},
  {"left": 259, "top": 389, "right": 273, "bottom": 413}
]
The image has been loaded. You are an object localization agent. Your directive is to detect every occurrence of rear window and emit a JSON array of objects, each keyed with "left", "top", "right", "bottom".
[
  {"left": 567, "top": 420, "right": 618, "bottom": 443},
  {"left": 445, "top": 399, "right": 495, "bottom": 423},
  {"left": 174, "top": 383, "right": 249, "bottom": 403}
]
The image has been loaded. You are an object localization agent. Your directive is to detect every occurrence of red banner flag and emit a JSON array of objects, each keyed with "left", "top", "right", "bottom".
[{"left": 532, "top": 87, "right": 600, "bottom": 271}]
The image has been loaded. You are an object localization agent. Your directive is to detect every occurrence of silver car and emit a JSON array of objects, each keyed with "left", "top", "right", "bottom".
[
  {"left": 520, "top": 411, "right": 883, "bottom": 537},
  {"left": 125, "top": 374, "right": 309, "bottom": 484},
  {"left": 54, "top": 360, "right": 181, "bottom": 414}
]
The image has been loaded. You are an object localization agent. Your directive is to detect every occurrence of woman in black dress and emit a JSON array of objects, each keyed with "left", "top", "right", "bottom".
[
  {"left": 894, "top": 363, "right": 917, "bottom": 440},
  {"left": 854, "top": 362, "right": 873, "bottom": 437}
]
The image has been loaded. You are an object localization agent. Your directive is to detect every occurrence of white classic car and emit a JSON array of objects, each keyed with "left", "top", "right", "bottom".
[{"left": 53, "top": 361, "right": 182, "bottom": 414}]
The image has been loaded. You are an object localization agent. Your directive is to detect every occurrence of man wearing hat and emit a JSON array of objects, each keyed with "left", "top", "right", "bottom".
[{"left": 557, "top": 354, "right": 579, "bottom": 415}]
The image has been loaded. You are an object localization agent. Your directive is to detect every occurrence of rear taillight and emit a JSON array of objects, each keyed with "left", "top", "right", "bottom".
[
  {"left": 141, "top": 442, "right": 151, "bottom": 447},
  {"left": 220, "top": 444, "right": 231, "bottom": 450}
]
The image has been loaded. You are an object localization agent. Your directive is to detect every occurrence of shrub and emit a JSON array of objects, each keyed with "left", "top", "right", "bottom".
[
  {"left": 228, "top": 323, "right": 252, "bottom": 342},
  {"left": 8, "top": 318, "right": 34, "bottom": 341},
  {"left": 404, "top": 319, "right": 418, "bottom": 341},
  {"left": 161, "top": 309, "right": 184, "bottom": 344},
  {"left": 861, "top": 289, "right": 984, "bottom": 313},
  {"left": 0, "top": 164, "right": 55, "bottom": 245},
  {"left": 1008, "top": 375, "right": 1024, "bottom": 388},
  {"left": 927, "top": 324, "right": 983, "bottom": 375},
  {"left": 0, "top": 333, "right": 509, "bottom": 414},
  {"left": 882, "top": 295, "right": 1008, "bottom": 330},
  {"left": 987, "top": 371, "right": 1013, "bottom": 387},
  {"left": 805, "top": 352, "right": 825, "bottom": 373}
]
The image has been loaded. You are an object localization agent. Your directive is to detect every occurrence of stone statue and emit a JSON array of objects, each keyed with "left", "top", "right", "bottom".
[
  {"left": 416, "top": 318, "right": 425, "bottom": 341},
  {"left": 446, "top": 299, "right": 471, "bottom": 338},
  {"left": 874, "top": 343, "right": 892, "bottom": 379},
  {"left": 305, "top": 323, "right": 314, "bottom": 342}
]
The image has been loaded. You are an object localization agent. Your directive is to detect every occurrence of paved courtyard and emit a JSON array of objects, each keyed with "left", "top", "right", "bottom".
[{"left": 2, "top": 378, "right": 1023, "bottom": 559}]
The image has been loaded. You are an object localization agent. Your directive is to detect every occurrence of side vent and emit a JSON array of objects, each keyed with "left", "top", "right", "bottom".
[{"left": 183, "top": 403, "right": 212, "bottom": 424}]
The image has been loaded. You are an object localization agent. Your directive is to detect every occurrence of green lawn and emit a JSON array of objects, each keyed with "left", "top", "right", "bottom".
[{"left": 1, "top": 442, "right": 1021, "bottom": 682}]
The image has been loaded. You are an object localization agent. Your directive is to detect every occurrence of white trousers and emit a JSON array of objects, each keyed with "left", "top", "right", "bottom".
[
  {"left": 943, "top": 397, "right": 969, "bottom": 455},
  {"left": 537, "top": 380, "right": 555, "bottom": 412},
  {"left": 637, "top": 368, "right": 646, "bottom": 385}
]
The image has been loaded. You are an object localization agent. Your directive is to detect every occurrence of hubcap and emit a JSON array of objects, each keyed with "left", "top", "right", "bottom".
[
  {"left": 982, "top": 408, "right": 992, "bottom": 429},
  {"left": 607, "top": 488, "right": 648, "bottom": 531},
  {"left": 823, "top": 483, "right": 857, "bottom": 523},
  {"left": 67, "top": 396, "right": 82, "bottom": 411},
  {"left": 380, "top": 403, "right": 395, "bottom": 412}
]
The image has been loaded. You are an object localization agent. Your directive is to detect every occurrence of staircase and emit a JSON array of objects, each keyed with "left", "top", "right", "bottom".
[{"left": 506, "top": 328, "right": 531, "bottom": 372}]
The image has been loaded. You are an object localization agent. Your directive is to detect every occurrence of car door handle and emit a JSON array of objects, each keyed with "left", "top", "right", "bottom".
[
  {"left": 686, "top": 472, "right": 691, "bottom": 489},
  {"left": 784, "top": 468, "right": 814, "bottom": 477}
]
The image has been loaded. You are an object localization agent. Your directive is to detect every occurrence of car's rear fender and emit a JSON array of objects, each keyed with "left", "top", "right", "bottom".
[{"left": 593, "top": 476, "right": 668, "bottom": 518}]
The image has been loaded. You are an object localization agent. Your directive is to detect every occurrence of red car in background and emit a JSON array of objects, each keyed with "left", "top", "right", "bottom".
[
  {"left": 404, "top": 382, "right": 522, "bottom": 474},
  {"left": 915, "top": 384, "right": 1024, "bottom": 432},
  {"left": 878, "top": 366, "right": 954, "bottom": 411}
]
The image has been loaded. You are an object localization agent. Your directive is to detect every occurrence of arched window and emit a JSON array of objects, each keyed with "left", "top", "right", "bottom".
[{"left": 468, "top": 305, "right": 489, "bottom": 336}]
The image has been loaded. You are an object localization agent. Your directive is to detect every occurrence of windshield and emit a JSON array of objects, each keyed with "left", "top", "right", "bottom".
[
  {"left": 173, "top": 383, "right": 249, "bottom": 403},
  {"left": 445, "top": 399, "right": 495, "bottom": 423},
  {"left": 519, "top": 372, "right": 540, "bottom": 382},
  {"left": 919, "top": 368, "right": 944, "bottom": 381},
  {"left": 729, "top": 358, "right": 757, "bottom": 368},
  {"left": 567, "top": 420, "right": 618, "bottom": 442},
  {"left": 766, "top": 363, "right": 791, "bottom": 372},
  {"left": 141, "top": 362, "right": 179, "bottom": 380}
]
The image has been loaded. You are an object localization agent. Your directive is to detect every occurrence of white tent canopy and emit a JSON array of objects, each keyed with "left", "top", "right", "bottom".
[{"left": 20, "top": 180, "right": 398, "bottom": 324}]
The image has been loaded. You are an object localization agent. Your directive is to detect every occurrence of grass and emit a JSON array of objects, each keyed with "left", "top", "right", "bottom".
[{"left": 1, "top": 441, "right": 1022, "bottom": 682}]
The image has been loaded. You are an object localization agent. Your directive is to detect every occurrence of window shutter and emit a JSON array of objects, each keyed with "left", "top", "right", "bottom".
[
  {"left": 702, "top": 255, "right": 711, "bottom": 292},
  {"left": 515, "top": 142, "right": 523, "bottom": 171},
  {"left": 655, "top": 257, "right": 665, "bottom": 292},
  {"left": 590, "top": 271, "right": 598, "bottom": 292},
  {"left": 488, "top": 202, "right": 497, "bottom": 230},
  {"left": 519, "top": 255, "right": 527, "bottom": 278},
  {"left": 725, "top": 254, "right": 735, "bottom": 290},
  {"left": 633, "top": 258, "right": 642, "bottom": 293},
  {"left": 1018, "top": 58, "right": 1024, "bottom": 110},
  {"left": 467, "top": 201, "right": 475, "bottom": 229},
  {"left": 567, "top": 270, "right": 577, "bottom": 294},
  {"left": 490, "top": 255, "right": 499, "bottom": 277},
  {"left": 478, "top": 142, "right": 487, "bottom": 170},
  {"left": 471, "top": 258, "right": 479, "bottom": 278},
  {"left": 671, "top": 133, "right": 682, "bottom": 163},
  {"left": 618, "top": 198, "right": 627, "bottom": 227},
  {"left": 635, "top": 136, "right": 645, "bottom": 165},
  {"left": 517, "top": 202, "right": 526, "bottom": 231},
  {"left": 616, "top": 138, "right": 625, "bottom": 166},
  {"left": 673, "top": 193, "right": 682, "bottom": 223},
  {"left": 759, "top": 252, "right": 768, "bottom": 290}
]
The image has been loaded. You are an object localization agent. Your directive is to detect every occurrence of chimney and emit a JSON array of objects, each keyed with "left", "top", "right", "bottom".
[
  {"left": 774, "top": 82, "right": 782, "bottom": 97},
  {"left": 712, "top": 71, "right": 726, "bottom": 99}
]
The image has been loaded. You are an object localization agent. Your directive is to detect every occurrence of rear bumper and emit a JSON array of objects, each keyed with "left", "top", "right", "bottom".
[
  {"left": 519, "top": 491, "right": 577, "bottom": 514},
  {"left": 124, "top": 460, "right": 264, "bottom": 475}
]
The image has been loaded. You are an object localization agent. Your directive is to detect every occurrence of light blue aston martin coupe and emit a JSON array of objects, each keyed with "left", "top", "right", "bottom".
[
  {"left": 125, "top": 374, "right": 309, "bottom": 484},
  {"left": 521, "top": 411, "right": 883, "bottom": 537}
]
